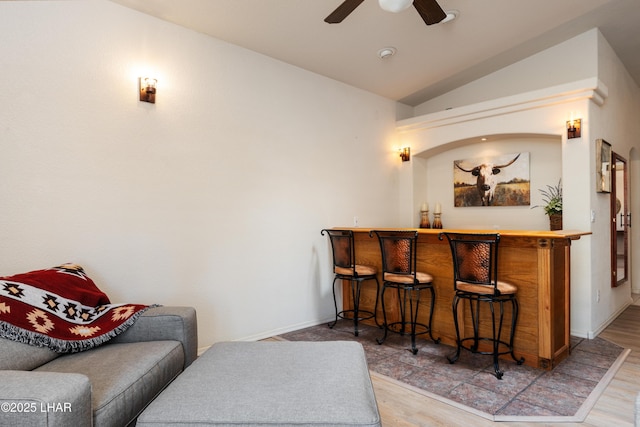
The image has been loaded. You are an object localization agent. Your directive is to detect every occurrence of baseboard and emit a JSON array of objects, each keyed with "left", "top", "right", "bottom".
[
  {"left": 196, "top": 317, "right": 334, "bottom": 356},
  {"left": 587, "top": 300, "right": 633, "bottom": 339},
  {"left": 237, "top": 318, "right": 333, "bottom": 342}
]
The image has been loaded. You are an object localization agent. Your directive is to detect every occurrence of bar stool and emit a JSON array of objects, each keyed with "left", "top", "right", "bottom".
[
  {"left": 439, "top": 232, "right": 524, "bottom": 379},
  {"left": 321, "top": 229, "right": 380, "bottom": 336},
  {"left": 370, "top": 230, "right": 439, "bottom": 354}
]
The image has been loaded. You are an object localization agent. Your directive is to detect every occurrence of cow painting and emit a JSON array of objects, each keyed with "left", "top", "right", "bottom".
[{"left": 453, "top": 153, "right": 530, "bottom": 207}]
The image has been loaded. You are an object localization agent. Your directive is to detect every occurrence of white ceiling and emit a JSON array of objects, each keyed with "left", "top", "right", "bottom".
[{"left": 110, "top": 0, "right": 640, "bottom": 106}]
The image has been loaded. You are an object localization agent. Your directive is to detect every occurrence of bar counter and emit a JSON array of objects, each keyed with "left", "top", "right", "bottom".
[{"left": 336, "top": 227, "right": 589, "bottom": 370}]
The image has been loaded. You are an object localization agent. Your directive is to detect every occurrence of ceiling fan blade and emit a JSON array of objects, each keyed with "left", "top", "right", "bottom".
[
  {"left": 325, "top": 0, "right": 365, "bottom": 23},
  {"left": 413, "top": 0, "right": 447, "bottom": 25}
]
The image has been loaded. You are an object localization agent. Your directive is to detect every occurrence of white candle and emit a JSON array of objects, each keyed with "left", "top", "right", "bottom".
[
  {"left": 435, "top": 202, "right": 441, "bottom": 214},
  {"left": 421, "top": 203, "right": 428, "bottom": 212}
]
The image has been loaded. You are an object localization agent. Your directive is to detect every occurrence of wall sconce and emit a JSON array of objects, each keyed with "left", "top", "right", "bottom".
[
  {"left": 399, "top": 147, "right": 410, "bottom": 162},
  {"left": 140, "top": 77, "right": 157, "bottom": 103},
  {"left": 567, "top": 118, "right": 581, "bottom": 139}
]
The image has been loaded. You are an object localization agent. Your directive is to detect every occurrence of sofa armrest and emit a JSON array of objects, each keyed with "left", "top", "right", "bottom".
[
  {"left": 110, "top": 306, "right": 198, "bottom": 368},
  {"left": 0, "top": 371, "right": 92, "bottom": 427}
]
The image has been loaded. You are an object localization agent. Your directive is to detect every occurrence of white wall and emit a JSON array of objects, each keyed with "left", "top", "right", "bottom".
[
  {"left": 401, "top": 28, "right": 640, "bottom": 338},
  {"left": 588, "top": 31, "right": 640, "bottom": 331},
  {"left": 414, "top": 30, "right": 599, "bottom": 116},
  {"left": 0, "top": 1, "right": 403, "bottom": 348}
]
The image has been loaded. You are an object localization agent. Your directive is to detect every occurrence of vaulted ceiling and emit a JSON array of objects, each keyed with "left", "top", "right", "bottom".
[{"left": 110, "top": 0, "right": 640, "bottom": 106}]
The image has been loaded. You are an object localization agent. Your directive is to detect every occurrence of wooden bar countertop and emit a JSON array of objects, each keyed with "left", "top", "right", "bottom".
[{"left": 335, "top": 227, "right": 590, "bottom": 370}]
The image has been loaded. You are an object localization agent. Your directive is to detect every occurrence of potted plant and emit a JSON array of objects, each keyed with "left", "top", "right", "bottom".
[{"left": 533, "top": 179, "right": 562, "bottom": 230}]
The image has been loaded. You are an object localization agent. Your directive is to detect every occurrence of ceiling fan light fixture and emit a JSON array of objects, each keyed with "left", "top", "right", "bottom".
[
  {"left": 378, "top": 0, "right": 413, "bottom": 13},
  {"left": 377, "top": 47, "right": 397, "bottom": 59}
]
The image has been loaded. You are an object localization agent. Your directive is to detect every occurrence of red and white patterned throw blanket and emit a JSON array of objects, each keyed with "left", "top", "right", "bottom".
[{"left": 0, "top": 263, "right": 154, "bottom": 353}]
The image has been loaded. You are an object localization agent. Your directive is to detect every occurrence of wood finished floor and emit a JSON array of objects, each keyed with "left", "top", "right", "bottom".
[{"left": 368, "top": 299, "right": 640, "bottom": 426}]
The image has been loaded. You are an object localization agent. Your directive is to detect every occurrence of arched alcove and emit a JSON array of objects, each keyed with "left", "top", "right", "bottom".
[{"left": 413, "top": 133, "right": 562, "bottom": 230}]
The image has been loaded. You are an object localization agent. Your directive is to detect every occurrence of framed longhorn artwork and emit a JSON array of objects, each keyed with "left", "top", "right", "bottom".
[{"left": 453, "top": 152, "right": 530, "bottom": 207}]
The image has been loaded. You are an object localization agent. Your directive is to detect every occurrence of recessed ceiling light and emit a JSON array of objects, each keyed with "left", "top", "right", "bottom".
[
  {"left": 440, "top": 10, "right": 458, "bottom": 24},
  {"left": 377, "top": 47, "right": 397, "bottom": 59}
]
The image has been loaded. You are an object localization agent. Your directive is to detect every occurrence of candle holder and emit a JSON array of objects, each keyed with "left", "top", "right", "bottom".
[
  {"left": 432, "top": 212, "right": 443, "bottom": 229},
  {"left": 419, "top": 210, "right": 431, "bottom": 228}
]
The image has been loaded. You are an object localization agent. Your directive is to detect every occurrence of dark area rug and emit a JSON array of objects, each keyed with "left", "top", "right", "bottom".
[{"left": 278, "top": 320, "right": 629, "bottom": 422}]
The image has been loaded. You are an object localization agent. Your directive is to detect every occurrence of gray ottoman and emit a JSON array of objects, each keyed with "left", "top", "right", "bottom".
[{"left": 137, "top": 340, "right": 381, "bottom": 427}]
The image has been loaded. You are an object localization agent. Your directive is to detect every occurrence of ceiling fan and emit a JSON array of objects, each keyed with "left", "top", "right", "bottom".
[{"left": 325, "top": 0, "right": 447, "bottom": 26}]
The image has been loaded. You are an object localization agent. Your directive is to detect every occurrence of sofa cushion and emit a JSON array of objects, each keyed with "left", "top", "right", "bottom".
[
  {"left": 110, "top": 306, "right": 198, "bottom": 369},
  {"left": 0, "top": 370, "right": 92, "bottom": 427},
  {"left": 0, "top": 337, "right": 59, "bottom": 370},
  {"left": 36, "top": 340, "right": 184, "bottom": 427}
]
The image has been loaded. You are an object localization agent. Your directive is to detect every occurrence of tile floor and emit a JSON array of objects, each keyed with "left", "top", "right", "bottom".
[{"left": 279, "top": 320, "right": 624, "bottom": 418}]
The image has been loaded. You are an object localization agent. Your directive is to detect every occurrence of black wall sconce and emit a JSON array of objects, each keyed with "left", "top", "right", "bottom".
[
  {"left": 399, "top": 147, "right": 410, "bottom": 162},
  {"left": 140, "top": 77, "right": 157, "bottom": 103},
  {"left": 567, "top": 118, "right": 581, "bottom": 139}
]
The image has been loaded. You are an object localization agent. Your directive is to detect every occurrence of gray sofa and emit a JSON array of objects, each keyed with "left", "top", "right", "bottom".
[{"left": 0, "top": 306, "right": 197, "bottom": 427}]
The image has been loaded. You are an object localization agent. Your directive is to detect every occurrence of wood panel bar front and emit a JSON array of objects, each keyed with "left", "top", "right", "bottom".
[{"left": 338, "top": 228, "right": 588, "bottom": 370}]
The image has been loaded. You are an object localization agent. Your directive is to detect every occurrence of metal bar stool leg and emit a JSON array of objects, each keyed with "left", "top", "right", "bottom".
[
  {"left": 398, "top": 286, "right": 407, "bottom": 336},
  {"left": 510, "top": 298, "right": 525, "bottom": 364},
  {"left": 372, "top": 277, "right": 381, "bottom": 328},
  {"left": 471, "top": 297, "right": 481, "bottom": 352},
  {"left": 427, "top": 286, "right": 440, "bottom": 343},
  {"left": 328, "top": 277, "right": 339, "bottom": 329},
  {"left": 447, "top": 295, "right": 462, "bottom": 364},
  {"left": 491, "top": 300, "right": 503, "bottom": 379},
  {"left": 376, "top": 285, "right": 390, "bottom": 345},
  {"left": 407, "top": 288, "right": 421, "bottom": 354},
  {"left": 352, "top": 279, "right": 363, "bottom": 336}
]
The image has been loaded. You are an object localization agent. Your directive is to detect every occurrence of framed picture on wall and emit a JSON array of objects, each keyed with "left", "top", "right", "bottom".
[
  {"left": 596, "top": 139, "right": 612, "bottom": 193},
  {"left": 453, "top": 152, "right": 530, "bottom": 207}
]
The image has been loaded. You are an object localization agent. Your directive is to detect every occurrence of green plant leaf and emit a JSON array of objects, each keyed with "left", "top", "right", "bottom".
[{"left": 532, "top": 179, "right": 562, "bottom": 216}]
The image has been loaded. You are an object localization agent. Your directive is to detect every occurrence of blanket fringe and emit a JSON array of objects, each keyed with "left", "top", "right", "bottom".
[{"left": 0, "top": 304, "right": 161, "bottom": 353}]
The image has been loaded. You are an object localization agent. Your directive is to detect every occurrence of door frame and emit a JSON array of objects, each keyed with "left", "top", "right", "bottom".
[{"left": 611, "top": 152, "right": 629, "bottom": 287}]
